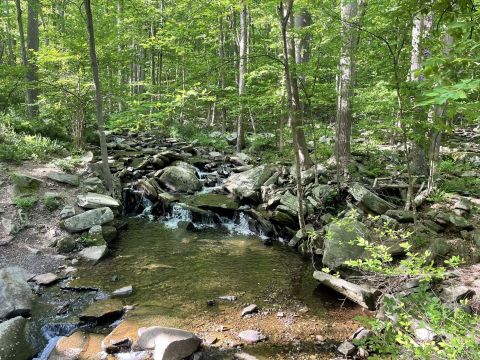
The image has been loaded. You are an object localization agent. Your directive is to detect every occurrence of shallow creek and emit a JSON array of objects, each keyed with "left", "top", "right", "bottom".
[{"left": 31, "top": 218, "right": 364, "bottom": 359}]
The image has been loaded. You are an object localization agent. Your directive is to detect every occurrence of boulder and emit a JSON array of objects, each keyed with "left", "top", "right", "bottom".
[
  {"left": 77, "top": 245, "right": 107, "bottom": 262},
  {"left": 338, "top": 341, "right": 356, "bottom": 356},
  {"left": 0, "top": 266, "right": 32, "bottom": 320},
  {"left": 241, "top": 304, "right": 258, "bottom": 317},
  {"left": 137, "top": 327, "right": 201, "bottom": 360},
  {"left": 185, "top": 193, "right": 239, "bottom": 213},
  {"left": 55, "top": 235, "right": 78, "bottom": 253},
  {"left": 224, "top": 165, "right": 274, "bottom": 201},
  {"left": 102, "top": 225, "right": 118, "bottom": 243},
  {"left": 348, "top": 183, "right": 395, "bottom": 214},
  {"left": 52, "top": 330, "right": 104, "bottom": 359},
  {"left": 77, "top": 193, "right": 120, "bottom": 209},
  {"left": 158, "top": 166, "right": 202, "bottom": 193},
  {"left": 322, "top": 217, "right": 370, "bottom": 270},
  {"left": 0, "top": 317, "right": 36, "bottom": 360},
  {"left": 1, "top": 217, "right": 18, "bottom": 235},
  {"left": 47, "top": 171, "right": 80, "bottom": 186},
  {"left": 63, "top": 207, "right": 114, "bottom": 233},
  {"left": 384, "top": 210, "right": 414, "bottom": 222}
]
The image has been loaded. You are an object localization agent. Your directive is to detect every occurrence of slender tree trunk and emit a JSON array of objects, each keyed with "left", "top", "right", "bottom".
[
  {"left": 25, "top": 0, "right": 39, "bottom": 117},
  {"left": 279, "top": 0, "right": 306, "bottom": 236},
  {"left": 335, "top": 0, "right": 363, "bottom": 181},
  {"left": 236, "top": 0, "right": 247, "bottom": 151},
  {"left": 84, "top": 0, "right": 113, "bottom": 192},
  {"left": 287, "top": 5, "right": 313, "bottom": 169},
  {"left": 5, "top": 0, "right": 15, "bottom": 64}
]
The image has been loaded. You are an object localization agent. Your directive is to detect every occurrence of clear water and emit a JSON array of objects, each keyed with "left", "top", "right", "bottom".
[{"left": 70, "top": 219, "right": 326, "bottom": 319}]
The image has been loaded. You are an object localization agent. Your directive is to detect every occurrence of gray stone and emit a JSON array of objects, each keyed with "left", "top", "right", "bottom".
[
  {"left": 47, "top": 171, "right": 80, "bottom": 186},
  {"left": 384, "top": 210, "right": 414, "bottom": 222},
  {"left": 0, "top": 317, "right": 36, "bottom": 360},
  {"left": 137, "top": 327, "right": 201, "bottom": 360},
  {"left": 79, "top": 299, "right": 124, "bottom": 323},
  {"left": 78, "top": 245, "right": 107, "bottom": 262},
  {"left": 218, "top": 295, "right": 237, "bottom": 302},
  {"left": 241, "top": 304, "right": 258, "bottom": 317},
  {"left": 471, "top": 230, "right": 480, "bottom": 246},
  {"left": 322, "top": 217, "right": 370, "bottom": 270},
  {"left": 77, "top": 192, "right": 120, "bottom": 209},
  {"left": 440, "top": 286, "right": 475, "bottom": 303},
  {"left": 63, "top": 207, "right": 114, "bottom": 233},
  {"left": 0, "top": 267, "right": 32, "bottom": 320},
  {"left": 30, "top": 272, "right": 59, "bottom": 286},
  {"left": 112, "top": 285, "right": 133, "bottom": 297},
  {"left": 185, "top": 194, "right": 239, "bottom": 212},
  {"left": 338, "top": 341, "right": 356, "bottom": 356},
  {"left": 230, "top": 152, "right": 251, "bottom": 165},
  {"left": 288, "top": 224, "right": 314, "bottom": 248},
  {"left": 234, "top": 352, "right": 258, "bottom": 360},
  {"left": 59, "top": 205, "right": 76, "bottom": 219},
  {"left": 238, "top": 330, "right": 266, "bottom": 343},
  {"left": 1, "top": 217, "right": 17, "bottom": 235},
  {"left": 56, "top": 235, "right": 77, "bottom": 253},
  {"left": 454, "top": 198, "right": 472, "bottom": 212},
  {"left": 348, "top": 183, "right": 395, "bottom": 214},
  {"left": 158, "top": 165, "right": 202, "bottom": 193},
  {"left": 224, "top": 165, "right": 274, "bottom": 201}
]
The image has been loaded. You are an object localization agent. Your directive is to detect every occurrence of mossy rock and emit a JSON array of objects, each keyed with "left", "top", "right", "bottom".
[
  {"left": 56, "top": 235, "right": 78, "bottom": 253},
  {"left": 10, "top": 173, "right": 43, "bottom": 195}
]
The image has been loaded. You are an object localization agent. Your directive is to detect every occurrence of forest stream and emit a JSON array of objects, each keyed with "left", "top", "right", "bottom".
[{"left": 28, "top": 211, "right": 364, "bottom": 360}]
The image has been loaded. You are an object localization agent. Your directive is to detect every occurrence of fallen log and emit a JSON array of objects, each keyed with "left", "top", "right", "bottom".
[{"left": 313, "top": 271, "right": 381, "bottom": 310}]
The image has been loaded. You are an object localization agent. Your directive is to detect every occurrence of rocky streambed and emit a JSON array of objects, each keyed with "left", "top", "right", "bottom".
[{"left": 1, "top": 128, "right": 480, "bottom": 359}]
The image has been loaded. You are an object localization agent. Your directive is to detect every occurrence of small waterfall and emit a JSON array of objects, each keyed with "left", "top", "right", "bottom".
[
  {"left": 33, "top": 323, "right": 77, "bottom": 360},
  {"left": 164, "top": 203, "right": 193, "bottom": 229},
  {"left": 137, "top": 195, "right": 154, "bottom": 221},
  {"left": 220, "top": 212, "right": 256, "bottom": 236}
]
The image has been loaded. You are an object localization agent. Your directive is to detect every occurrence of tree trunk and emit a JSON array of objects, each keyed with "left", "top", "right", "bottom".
[
  {"left": 335, "top": 0, "right": 363, "bottom": 180},
  {"left": 84, "top": 0, "right": 113, "bottom": 193},
  {"left": 26, "top": 0, "right": 39, "bottom": 117},
  {"left": 236, "top": 0, "right": 247, "bottom": 151},
  {"left": 5, "top": 0, "right": 15, "bottom": 64},
  {"left": 279, "top": 0, "right": 307, "bottom": 236}
]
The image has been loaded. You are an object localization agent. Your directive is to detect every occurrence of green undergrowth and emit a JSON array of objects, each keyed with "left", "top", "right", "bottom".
[
  {"left": 14, "top": 195, "right": 38, "bottom": 211},
  {"left": 0, "top": 123, "right": 65, "bottom": 162}
]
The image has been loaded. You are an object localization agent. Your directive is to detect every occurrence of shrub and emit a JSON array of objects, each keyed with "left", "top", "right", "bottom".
[
  {"left": 14, "top": 195, "right": 38, "bottom": 210},
  {"left": 41, "top": 195, "right": 62, "bottom": 211}
]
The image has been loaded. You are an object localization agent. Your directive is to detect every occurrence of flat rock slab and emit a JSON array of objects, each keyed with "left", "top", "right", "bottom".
[
  {"left": 348, "top": 182, "right": 395, "bottom": 214},
  {"left": 78, "top": 245, "right": 107, "bottom": 262},
  {"left": 30, "top": 272, "right": 59, "bottom": 286},
  {"left": 102, "top": 319, "right": 140, "bottom": 353},
  {"left": 53, "top": 330, "right": 104, "bottom": 359},
  {"left": 137, "top": 326, "right": 201, "bottom": 360},
  {"left": 241, "top": 304, "right": 258, "bottom": 317},
  {"left": 79, "top": 299, "right": 124, "bottom": 323},
  {"left": 238, "top": 330, "right": 266, "bottom": 343},
  {"left": 0, "top": 317, "right": 36, "bottom": 360},
  {"left": 77, "top": 193, "right": 120, "bottom": 209},
  {"left": 63, "top": 207, "right": 114, "bottom": 233},
  {"left": 47, "top": 171, "right": 80, "bottom": 186},
  {"left": 0, "top": 266, "right": 32, "bottom": 320},
  {"left": 112, "top": 285, "right": 133, "bottom": 297}
]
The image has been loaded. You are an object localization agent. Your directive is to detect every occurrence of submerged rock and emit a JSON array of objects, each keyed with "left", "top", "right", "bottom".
[
  {"left": 137, "top": 326, "right": 201, "bottom": 359},
  {"left": 77, "top": 192, "right": 120, "bottom": 209},
  {"left": 0, "top": 266, "right": 32, "bottom": 320},
  {"left": 79, "top": 299, "right": 124, "bottom": 324},
  {"left": 0, "top": 317, "right": 36, "bottom": 360},
  {"left": 47, "top": 171, "right": 80, "bottom": 186},
  {"left": 77, "top": 245, "right": 107, "bottom": 262},
  {"left": 238, "top": 330, "right": 266, "bottom": 343},
  {"left": 63, "top": 207, "right": 114, "bottom": 233},
  {"left": 158, "top": 165, "right": 202, "bottom": 193}
]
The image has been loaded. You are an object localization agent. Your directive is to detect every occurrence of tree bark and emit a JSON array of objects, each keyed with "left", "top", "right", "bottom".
[
  {"left": 335, "top": 0, "right": 363, "bottom": 180},
  {"left": 5, "top": 0, "right": 15, "bottom": 64},
  {"left": 84, "top": 0, "right": 113, "bottom": 192},
  {"left": 26, "top": 0, "right": 39, "bottom": 117},
  {"left": 236, "top": 0, "right": 247, "bottom": 151},
  {"left": 279, "top": 0, "right": 307, "bottom": 236}
]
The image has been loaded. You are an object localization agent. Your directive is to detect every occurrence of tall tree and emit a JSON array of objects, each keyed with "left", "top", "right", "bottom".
[
  {"left": 335, "top": 0, "right": 364, "bottom": 180},
  {"left": 236, "top": 0, "right": 247, "bottom": 151},
  {"left": 26, "top": 0, "right": 39, "bottom": 117},
  {"left": 84, "top": 0, "right": 113, "bottom": 192}
]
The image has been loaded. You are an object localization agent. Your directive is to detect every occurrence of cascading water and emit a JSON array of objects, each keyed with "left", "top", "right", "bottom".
[
  {"left": 33, "top": 323, "right": 77, "bottom": 360},
  {"left": 163, "top": 203, "right": 193, "bottom": 229},
  {"left": 137, "top": 195, "right": 154, "bottom": 221}
]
